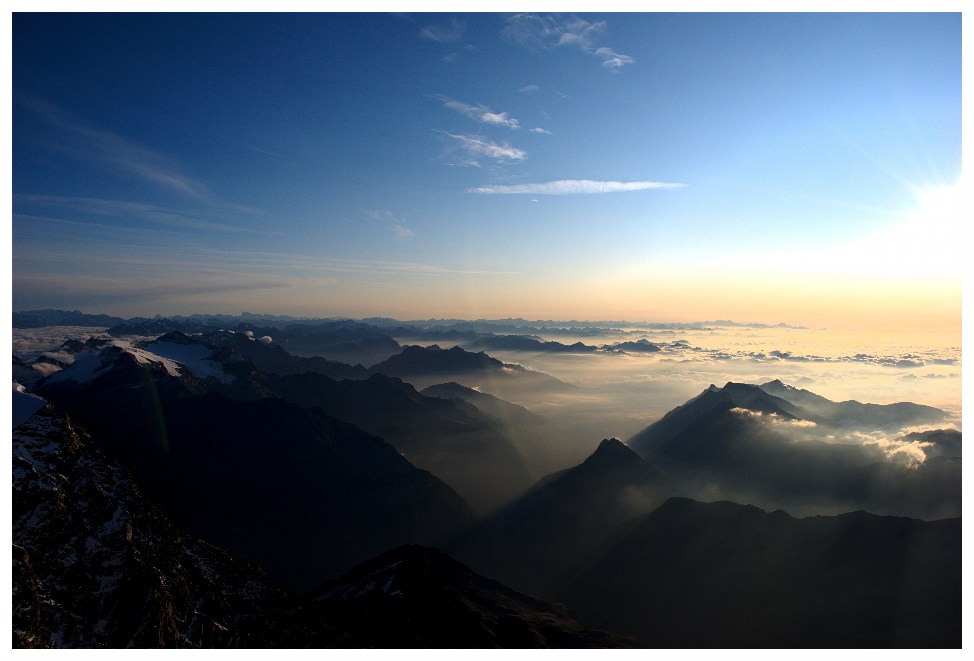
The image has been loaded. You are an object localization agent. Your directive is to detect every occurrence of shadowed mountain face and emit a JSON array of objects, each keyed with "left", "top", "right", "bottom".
[
  {"left": 369, "top": 344, "right": 574, "bottom": 400},
  {"left": 759, "top": 379, "right": 947, "bottom": 427},
  {"left": 268, "top": 371, "right": 535, "bottom": 515},
  {"left": 33, "top": 348, "right": 475, "bottom": 593},
  {"left": 202, "top": 329, "right": 370, "bottom": 380},
  {"left": 563, "top": 497, "right": 961, "bottom": 648},
  {"left": 469, "top": 334, "right": 600, "bottom": 353},
  {"left": 13, "top": 404, "right": 348, "bottom": 648},
  {"left": 419, "top": 381, "right": 571, "bottom": 479},
  {"left": 105, "top": 319, "right": 403, "bottom": 367},
  {"left": 421, "top": 381, "right": 543, "bottom": 427},
  {"left": 628, "top": 382, "right": 960, "bottom": 520},
  {"left": 13, "top": 309, "right": 125, "bottom": 328},
  {"left": 450, "top": 439, "right": 672, "bottom": 598},
  {"left": 313, "top": 545, "right": 635, "bottom": 649},
  {"left": 15, "top": 403, "right": 627, "bottom": 649},
  {"left": 257, "top": 321, "right": 403, "bottom": 367}
]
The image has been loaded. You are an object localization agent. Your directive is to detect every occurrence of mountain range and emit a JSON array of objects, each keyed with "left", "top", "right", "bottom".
[
  {"left": 11, "top": 321, "right": 962, "bottom": 648},
  {"left": 628, "top": 381, "right": 959, "bottom": 519},
  {"left": 12, "top": 401, "right": 632, "bottom": 648}
]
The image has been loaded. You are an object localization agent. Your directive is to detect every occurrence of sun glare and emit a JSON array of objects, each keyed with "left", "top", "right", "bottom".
[{"left": 897, "top": 179, "right": 964, "bottom": 276}]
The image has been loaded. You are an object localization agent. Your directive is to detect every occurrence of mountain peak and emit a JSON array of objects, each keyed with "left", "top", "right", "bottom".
[{"left": 583, "top": 438, "right": 644, "bottom": 467}]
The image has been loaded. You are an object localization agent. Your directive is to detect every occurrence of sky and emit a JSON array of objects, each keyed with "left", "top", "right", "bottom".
[{"left": 9, "top": 10, "right": 965, "bottom": 330}]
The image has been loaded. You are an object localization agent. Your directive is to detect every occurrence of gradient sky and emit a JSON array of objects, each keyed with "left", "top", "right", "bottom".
[{"left": 11, "top": 11, "right": 963, "bottom": 329}]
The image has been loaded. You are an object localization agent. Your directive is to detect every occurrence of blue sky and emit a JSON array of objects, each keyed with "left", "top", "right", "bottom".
[{"left": 11, "top": 12, "right": 963, "bottom": 326}]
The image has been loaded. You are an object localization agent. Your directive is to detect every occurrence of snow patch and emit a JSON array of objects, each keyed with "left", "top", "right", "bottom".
[
  {"left": 13, "top": 382, "right": 47, "bottom": 429},
  {"left": 41, "top": 350, "right": 110, "bottom": 385},
  {"left": 137, "top": 339, "right": 237, "bottom": 384}
]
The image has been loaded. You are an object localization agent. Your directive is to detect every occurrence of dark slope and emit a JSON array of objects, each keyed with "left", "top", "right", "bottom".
[
  {"left": 760, "top": 379, "right": 947, "bottom": 427},
  {"left": 629, "top": 381, "right": 814, "bottom": 458},
  {"left": 372, "top": 344, "right": 507, "bottom": 375},
  {"left": 469, "top": 334, "right": 599, "bottom": 353},
  {"left": 268, "top": 371, "right": 535, "bottom": 514},
  {"left": 106, "top": 318, "right": 402, "bottom": 367},
  {"left": 419, "top": 381, "right": 566, "bottom": 479},
  {"left": 16, "top": 403, "right": 623, "bottom": 648},
  {"left": 421, "top": 381, "right": 543, "bottom": 427},
  {"left": 203, "top": 329, "right": 370, "bottom": 380},
  {"left": 32, "top": 333, "right": 534, "bottom": 515},
  {"left": 13, "top": 404, "right": 348, "bottom": 648},
  {"left": 13, "top": 309, "right": 124, "bottom": 328},
  {"left": 33, "top": 350, "right": 475, "bottom": 593},
  {"left": 563, "top": 497, "right": 961, "bottom": 648},
  {"left": 313, "top": 545, "right": 634, "bottom": 648},
  {"left": 450, "top": 439, "right": 672, "bottom": 598},
  {"left": 256, "top": 321, "right": 402, "bottom": 366},
  {"left": 369, "top": 344, "right": 574, "bottom": 399},
  {"left": 603, "top": 339, "right": 662, "bottom": 353},
  {"left": 903, "top": 428, "right": 962, "bottom": 457},
  {"left": 627, "top": 382, "right": 961, "bottom": 519}
]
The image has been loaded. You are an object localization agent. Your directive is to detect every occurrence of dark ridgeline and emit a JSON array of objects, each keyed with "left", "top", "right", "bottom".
[
  {"left": 13, "top": 309, "right": 126, "bottom": 328},
  {"left": 468, "top": 334, "right": 600, "bottom": 353},
  {"left": 758, "top": 378, "right": 948, "bottom": 427},
  {"left": 368, "top": 343, "right": 575, "bottom": 400},
  {"left": 12, "top": 323, "right": 962, "bottom": 648},
  {"left": 104, "top": 317, "right": 403, "bottom": 367},
  {"left": 12, "top": 404, "right": 346, "bottom": 648},
  {"left": 13, "top": 404, "right": 629, "bottom": 648},
  {"left": 312, "top": 545, "right": 635, "bottom": 648},
  {"left": 627, "top": 382, "right": 960, "bottom": 520},
  {"left": 450, "top": 438, "right": 672, "bottom": 598},
  {"left": 562, "top": 497, "right": 961, "bottom": 648},
  {"left": 268, "top": 371, "right": 535, "bottom": 514},
  {"left": 203, "top": 328, "right": 371, "bottom": 380},
  {"left": 32, "top": 342, "right": 475, "bottom": 593}
]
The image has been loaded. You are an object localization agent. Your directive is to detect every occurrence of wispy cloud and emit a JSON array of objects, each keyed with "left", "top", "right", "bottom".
[
  {"left": 519, "top": 84, "right": 540, "bottom": 94},
  {"left": 469, "top": 179, "right": 684, "bottom": 194},
  {"left": 14, "top": 195, "right": 268, "bottom": 235},
  {"left": 503, "top": 14, "right": 604, "bottom": 50},
  {"left": 419, "top": 19, "right": 466, "bottom": 43},
  {"left": 440, "top": 132, "right": 527, "bottom": 164},
  {"left": 530, "top": 127, "right": 552, "bottom": 134},
  {"left": 365, "top": 210, "right": 415, "bottom": 239},
  {"left": 432, "top": 95, "right": 520, "bottom": 129},
  {"left": 595, "top": 47, "right": 635, "bottom": 70},
  {"left": 16, "top": 93, "right": 209, "bottom": 199},
  {"left": 502, "top": 14, "right": 634, "bottom": 70}
]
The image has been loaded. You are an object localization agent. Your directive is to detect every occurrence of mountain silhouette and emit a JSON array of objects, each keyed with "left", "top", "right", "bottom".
[
  {"left": 370, "top": 344, "right": 574, "bottom": 400},
  {"left": 759, "top": 378, "right": 947, "bottom": 427},
  {"left": 13, "top": 403, "right": 348, "bottom": 647},
  {"left": 451, "top": 439, "right": 671, "bottom": 597},
  {"left": 469, "top": 334, "right": 599, "bottom": 353},
  {"left": 627, "top": 382, "right": 960, "bottom": 519},
  {"left": 563, "top": 497, "right": 960, "bottom": 647},
  {"left": 33, "top": 343, "right": 475, "bottom": 592},
  {"left": 313, "top": 545, "right": 634, "bottom": 648},
  {"left": 268, "top": 371, "right": 535, "bottom": 514}
]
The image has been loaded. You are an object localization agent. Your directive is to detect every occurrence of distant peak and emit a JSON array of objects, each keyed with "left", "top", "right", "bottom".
[{"left": 584, "top": 438, "right": 642, "bottom": 466}]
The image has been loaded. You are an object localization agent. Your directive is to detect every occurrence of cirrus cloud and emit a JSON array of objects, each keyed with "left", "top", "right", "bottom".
[
  {"left": 440, "top": 132, "right": 528, "bottom": 164},
  {"left": 432, "top": 95, "right": 521, "bottom": 129},
  {"left": 468, "top": 179, "right": 686, "bottom": 195}
]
